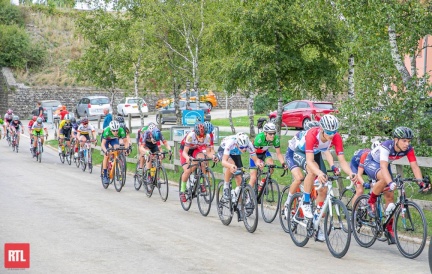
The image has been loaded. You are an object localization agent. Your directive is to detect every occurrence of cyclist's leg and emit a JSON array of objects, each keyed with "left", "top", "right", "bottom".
[
  {"left": 138, "top": 144, "right": 147, "bottom": 169},
  {"left": 315, "top": 153, "right": 328, "bottom": 208}
]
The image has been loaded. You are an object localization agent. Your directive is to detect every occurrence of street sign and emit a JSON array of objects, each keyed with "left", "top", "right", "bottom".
[{"left": 182, "top": 110, "right": 204, "bottom": 126}]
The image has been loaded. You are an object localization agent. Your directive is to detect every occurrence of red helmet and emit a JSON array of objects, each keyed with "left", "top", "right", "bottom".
[
  {"left": 81, "top": 118, "right": 89, "bottom": 124},
  {"left": 32, "top": 116, "right": 38, "bottom": 121},
  {"left": 194, "top": 123, "right": 206, "bottom": 137}
]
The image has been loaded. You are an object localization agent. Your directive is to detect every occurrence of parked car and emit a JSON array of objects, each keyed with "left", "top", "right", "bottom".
[
  {"left": 155, "top": 90, "right": 218, "bottom": 110},
  {"left": 75, "top": 96, "right": 112, "bottom": 119},
  {"left": 156, "top": 101, "right": 211, "bottom": 124},
  {"left": 116, "top": 97, "right": 149, "bottom": 117},
  {"left": 268, "top": 100, "right": 336, "bottom": 129},
  {"left": 31, "top": 100, "right": 62, "bottom": 122}
]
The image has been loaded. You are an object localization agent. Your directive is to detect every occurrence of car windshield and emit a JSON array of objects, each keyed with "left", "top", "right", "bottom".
[
  {"left": 127, "top": 98, "right": 142, "bottom": 104},
  {"left": 313, "top": 103, "right": 334, "bottom": 110},
  {"left": 91, "top": 98, "right": 110, "bottom": 105},
  {"left": 43, "top": 101, "right": 61, "bottom": 107}
]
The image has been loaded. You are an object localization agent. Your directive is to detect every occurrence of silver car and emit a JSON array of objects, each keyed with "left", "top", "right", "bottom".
[{"left": 75, "top": 96, "right": 112, "bottom": 118}]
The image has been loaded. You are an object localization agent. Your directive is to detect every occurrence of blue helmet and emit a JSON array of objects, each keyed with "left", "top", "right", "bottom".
[
  {"left": 152, "top": 128, "right": 162, "bottom": 141},
  {"left": 203, "top": 121, "right": 214, "bottom": 134}
]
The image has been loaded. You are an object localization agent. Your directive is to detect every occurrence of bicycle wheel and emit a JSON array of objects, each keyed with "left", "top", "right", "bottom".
[
  {"left": 261, "top": 179, "right": 280, "bottom": 223},
  {"left": 429, "top": 237, "right": 432, "bottom": 272},
  {"left": 134, "top": 162, "right": 143, "bottom": 191},
  {"left": 114, "top": 159, "right": 125, "bottom": 192},
  {"left": 75, "top": 150, "right": 80, "bottom": 168},
  {"left": 324, "top": 198, "right": 351, "bottom": 258},
  {"left": 101, "top": 165, "right": 109, "bottom": 189},
  {"left": 216, "top": 181, "right": 232, "bottom": 226},
  {"left": 241, "top": 184, "right": 259, "bottom": 233},
  {"left": 143, "top": 169, "right": 154, "bottom": 198},
  {"left": 206, "top": 168, "right": 216, "bottom": 203},
  {"left": 80, "top": 152, "right": 86, "bottom": 172},
  {"left": 37, "top": 143, "right": 42, "bottom": 163},
  {"left": 59, "top": 147, "right": 65, "bottom": 164},
  {"left": 197, "top": 174, "right": 212, "bottom": 216},
  {"left": 65, "top": 146, "right": 71, "bottom": 165},
  {"left": 178, "top": 172, "right": 192, "bottom": 211},
  {"left": 287, "top": 192, "right": 310, "bottom": 247},
  {"left": 352, "top": 194, "right": 377, "bottom": 248},
  {"left": 340, "top": 187, "right": 356, "bottom": 216},
  {"left": 280, "top": 122, "right": 289, "bottom": 136},
  {"left": 278, "top": 185, "right": 291, "bottom": 233},
  {"left": 394, "top": 201, "right": 427, "bottom": 259},
  {"left": 157, "top": 166, "right": 169, "bottom": 202}
]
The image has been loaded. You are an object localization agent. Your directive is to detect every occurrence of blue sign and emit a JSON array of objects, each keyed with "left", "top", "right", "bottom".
[{"left": 182, "top": 110, "right": 205, "bottom": 126}]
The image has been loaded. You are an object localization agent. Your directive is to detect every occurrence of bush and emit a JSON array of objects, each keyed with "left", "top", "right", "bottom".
[
  {"left": 254, "top": 93, "right": 278, "bottom": 114},
  {"left": 0, "top": 0, "right": 25, "bottom": 26}
]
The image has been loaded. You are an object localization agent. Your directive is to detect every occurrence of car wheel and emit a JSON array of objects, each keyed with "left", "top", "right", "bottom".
[
  {"left": 75, "top": 110, "right": 80, "bottom": 118},
  {"left": 205, "top": 102, "right": 213, "bottom": 111},
  {"left": 156, "top": 114, "right": 162, "bottom": 124},
  {"left": 302, "top": 118, "right": 311, "bottom": 129}
]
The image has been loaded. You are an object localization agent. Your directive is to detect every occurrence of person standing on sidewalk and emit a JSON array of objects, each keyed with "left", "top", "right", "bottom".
[{"left": 102, "top": 108, "right": 112, "bottom": 130}]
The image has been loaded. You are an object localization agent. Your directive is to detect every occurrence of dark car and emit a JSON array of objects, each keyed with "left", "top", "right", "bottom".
[
  {"left": 31, "top": 100, "right": 62, "bottom": 122},
  {"left": 156, "top": 101, "right": 211, "bottom": 124},
  {"left": 268, "top": 100, "right": 336, "bottom": 129}
]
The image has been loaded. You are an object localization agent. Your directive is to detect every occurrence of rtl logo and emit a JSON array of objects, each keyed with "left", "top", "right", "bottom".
[{"left": 4, "top": 243, "right": 30, "bottom": 269}]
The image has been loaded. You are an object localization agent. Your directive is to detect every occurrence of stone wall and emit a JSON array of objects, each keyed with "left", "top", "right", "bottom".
[{"left": 0, "top": 67, "right": 249, "bottom": 118}]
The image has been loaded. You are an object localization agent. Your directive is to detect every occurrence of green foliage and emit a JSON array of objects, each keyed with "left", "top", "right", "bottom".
[
  {"left": 0, "top": 24, "right": 30, "bottom": 68},
  {"left": 0, "top": 0, "right": 25, "bottom": 26},
  {"left": 253, "top": 92, "right": 278, "bottom": 114}
]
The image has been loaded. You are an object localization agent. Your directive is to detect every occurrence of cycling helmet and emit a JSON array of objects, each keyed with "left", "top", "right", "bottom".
[
  {"left": 194, "top": 122, "right": 206, "bottom": 137},
  {"left": 12, "top": 115, "right": 19, "bottom": 121},
  {"left": 61, "top": 105, "right": 66, "bottom": 110},
  {"left": 319, "top": 114, "right": 339, "bottom": 132},
  {"left": 109, "top": 121, "right": 120, "bottom": 131},
  {"left": 392, "top": 126, "right": 413, "bottom": 139},
  {"left": 147, "top": 123, "right": 156, "bottom": 131},
  {"left": 116, "top": 116, "right": 124, "bottom": 123},
  {"left": 203, "top": 121, "right": 214, "bottom": 134},
  {"left": 36, "top": 117, "right": 43, "bottom": 124},
  {"left": 152, "top": 128, "right": 162, "bottom": 141},
  {"left": 371, "top": 141, "right": 381, "bottom": 150},
  {"left": 263, "top": 122, "right": 276, "bottom": 133},
  {"left": 236, "top": 132, "right": 250, "bottom": 147},
  {"left": 32, "top": 116, "right": 38, "bottom": 121},
  {"left": 70, "top": 117, "right": 76, "bottom": 123},
  {"left": 7, "top": 109, "right": 12, "bottom": 115},
  {"left": 64, "top": 114, "right": 71, "bottom": 121},
  {"left": 304, "top": 120, "right": 320, "bottom": 131},
  {"left": 81, "top": 118, "right": 89, "bottom": 124}
]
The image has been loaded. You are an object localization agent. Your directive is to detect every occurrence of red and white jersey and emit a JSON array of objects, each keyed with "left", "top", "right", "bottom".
[
  {"left": 296, "top": 127, "right": 344, "bottom": 155},
  {"left": 181, "top": 131, "right": 211, "bottom": 150}
]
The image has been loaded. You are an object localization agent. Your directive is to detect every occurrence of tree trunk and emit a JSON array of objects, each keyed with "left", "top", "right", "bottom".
[
  {"left": 388, "top": 24, "right": 412, "bottom": 87},
  {"left": 348, "top": 54, "right": 355, "bottom": 98},
  {"left": 228, "top": 93, "right": 235, "bottom": 134},
  {"left": 248, "top": 91, "right": 255, "bottom": 138},
  {"left": 174, "top": 78, "right": 181, "bottom": 125}
]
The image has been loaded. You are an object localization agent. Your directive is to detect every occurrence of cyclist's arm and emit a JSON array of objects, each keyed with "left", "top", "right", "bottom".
[
  {"left": 306, "top": 152, "right": 325, "bottom": 177},
  {"left": 250, "top": 154, "right": 263, "bottom": 168},
  {"left": 221, "top": 153, "right": 236, "bottom": 172},
  {"left": 323, "top": 150, "right": 335, "bottom": 167},
  {"left": 182, "top": 146, "right": 191, "bottom": 163},
  {"left": 101, "top": 138, "right": 107, "bottom": 154},
  {"left": 410, "top": 161, "right": 423, "bottom": 180},
  {"left": 274, "top": 147, "right": 285, "bottom": 165},
  {"left": 162, "top": 139, "right": 171, "bottom": 151},
  {"left": 337, "top": 154, "right": 357, "bottom": 181}
]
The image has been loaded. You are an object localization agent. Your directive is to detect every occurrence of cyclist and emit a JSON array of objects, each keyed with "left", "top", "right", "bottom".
[
  {"left": 219, "top": 132, "right": 263, "bottom": 201},
  {"left": 0, "top": 118, "right": 3, "bottom": 139},
  {"left": 100, "top": 121, "right": 127, "bottom": 185},
  {"left": 364, "top": 127, "right": 430, "bottom": 244},
  {"left": 179, "top": 123, "right": 214, "bottom": 202},
  {"left": 116, "top": 116, "right": 131, "bottom": 155},
  {"left": 58, "top": 114, "right": 73, "bottom": 155},
  {"left": 3, "top": 109, "right": 14, "bottom": 139},
  {"left": 31, "top": 117, "right": 48, "bottom": 156},
  {"left": 9, "top": 115, "right": 24, "bottom": 147},
  {"left": 70, "top": 117, "right": 80, "bottom": 158},
  {"left": 348, "top": 141, "right": 381, "bottom": 207},
  {"left": 249, "top": 122, "right": 287, "bottom": 190},
  {"left": 59, "top": 105, "right": 69, "bottom": 120},
  {"left": 293, "top": 114, "right": 357, "bottom": 240},
  {"left": 77, "top": 118, "right": 96, "bottom": 158},
  {"left": 27, "top": 116, "right": 38, "bottom": 147}
]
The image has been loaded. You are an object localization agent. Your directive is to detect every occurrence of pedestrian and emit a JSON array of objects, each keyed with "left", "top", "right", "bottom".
[
  {"left": 102, "top": 108, "right": 112, "bottom": 130},
  {"left": 36, "top": 102, "right": 44, "bottom": 118}
]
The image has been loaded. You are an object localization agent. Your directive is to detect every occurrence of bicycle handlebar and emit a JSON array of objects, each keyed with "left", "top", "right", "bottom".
[
  {"left": 314, "top": 176, "right": 352, "bottom": 191},
  {"left": 262, "top": 164, "right": 287, "bottom": 177}
]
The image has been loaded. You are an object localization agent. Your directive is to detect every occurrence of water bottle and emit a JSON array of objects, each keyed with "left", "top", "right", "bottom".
[
  {"left": 385, "top": 203, "right": 396, "bottom": 217},
  {"left": 258, "top": 178, "right": 265, "bottom": 193},
  {"left": 231, "top": 189, "right": 236, "bottom": 203},
  {"left": 150, "top": 167, "right": 156, "bottom": 177}
]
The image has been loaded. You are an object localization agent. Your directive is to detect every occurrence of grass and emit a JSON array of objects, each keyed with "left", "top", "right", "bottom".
[{"left": 211, "top": 116, "right": 267, "bottom": 127}]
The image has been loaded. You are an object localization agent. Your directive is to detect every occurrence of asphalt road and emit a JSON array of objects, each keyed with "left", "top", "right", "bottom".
[{"left": 0, "top": 137, "right": 430, "bottom": 273}]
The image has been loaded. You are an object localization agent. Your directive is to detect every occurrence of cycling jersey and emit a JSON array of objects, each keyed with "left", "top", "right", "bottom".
[
  {"left": 59, "top": 120, "right": 73, "bottom": 131},
  {"left": 4, "top": 113, "right": 13, "bottom": 123},
  {"left": 102, "top": 126, "right": 126, "bottom": 140},
  {"left": 140, "top": 128, "right": 165, "bottom": 145},
  {"left": 350, "top": 148, "right": 370, "bottom": 174},
  {"left": 180, "top": 131, "right": 211, "bottom": 150},
  {"left": 27, "top": 120, "right": 34, "bottom": 129},
  {"left": 77, "top": 124, "right": 95, "bottom": 135},
  {"left": 219, "top": 135, "right": 255, "bottom": 156},
  {"left": 368, "top": 139, "right": 416, "bottom": 164},
  {"left": 253, "top": 132, "right": 280, "bottom": 153},
  {"left": 31, "top": 122, "right": 46, "bottom": 133},
  {"left": 10, "top": 121, "right": 22, "bottom": 130},
  {"left": 296, "top": 127, "right": 344, "bottom": 155}
]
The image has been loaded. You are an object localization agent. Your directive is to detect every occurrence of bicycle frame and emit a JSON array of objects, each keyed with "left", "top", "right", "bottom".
[{"left": 255, "top": 165, "right": 286, "bottom": 202}]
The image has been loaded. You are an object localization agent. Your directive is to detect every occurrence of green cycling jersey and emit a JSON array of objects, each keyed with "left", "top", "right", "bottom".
[
  {"left": 253, "top": 132, "right": 280, "bottom": 153},
  {"left": 102, "top": 126, "right": 126, "bottom": 139}
]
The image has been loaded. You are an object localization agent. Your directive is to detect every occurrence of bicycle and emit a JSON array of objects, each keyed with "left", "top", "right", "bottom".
[
  {"left": 178, "top": 157, "right": 213, "bottom": 217},
  {"left": 32, "top": 132, "right": 45, "bottom": 163},
  {"left": 216, "top": 168, "right": 259, "bottom": 233},
  {"left": 256, "top": 117, "right": 289, "bottom": 136},
  {"left": 351, "top": 174, "right": 428, "bottom": 259},
  {"left": 78, "top": 139, "right": 96, "bottom": 173},
  {"left": 6, "top": 128, "right": 11, "bottom": 146},
  {"left": 339, "top": 179, "right": 374, "bottom": 216},
  {"left": 286, "top": 175, "right": 352, "bottom": 258},
  {"left": 101, "top": 147, "right": 128, "bottom": 192},
  {"left": 136, "top": 151, "right": 171, "bottom": 201},
  {"left": 58, "top": 137, "right": 73, "bottom": 165},
  {"left": 245, "top": 164, "right": 285, "bottom": 223},
  {"left": 11, "top": 130, "right": 19, "bottom": 153}
]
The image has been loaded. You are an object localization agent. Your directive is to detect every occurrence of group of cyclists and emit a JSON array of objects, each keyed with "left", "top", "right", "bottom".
[{"left": 3, "top": 106, "right": 431, "bottom": 253}]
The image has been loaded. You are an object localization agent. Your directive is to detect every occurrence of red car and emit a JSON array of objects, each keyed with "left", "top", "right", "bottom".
[{"left": 268, "top": 100, "right": 337, "bottom": 129}]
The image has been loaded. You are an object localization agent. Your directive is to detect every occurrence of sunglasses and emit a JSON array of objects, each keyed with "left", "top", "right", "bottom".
[
  {"left": 267, "top": 132, "right": 276, "bottom": 136},
  {"left": 112, "top": 129, "right": 118, "bottom": 132},
  {"left": 324, "top": 129, "right": 337, "bottom": 136},
  {"left": 239, "top": 145, "right": 248, "bottom": 150},
  {"left": 83, "top": 123, "right": 88, "bottom": 125}
]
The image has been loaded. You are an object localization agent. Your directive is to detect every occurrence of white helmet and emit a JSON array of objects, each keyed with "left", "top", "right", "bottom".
[
  {"left": 263, "top": 122, "right": 276, "bottom": 133},
  {"left": 64, "top": 114, "right": 71, "bottom": 121},
  {"left": 109, "top": 121, "right": 120, "bottom": 131},
  {"left": 147, "top": 123, "right": 156, "bottom": 131},
  {"left": 236, "top": 132, "right": 249, "bottom": 147},
  {"left": 371, "top": 141, "right": 381, "bottom": 150},
  {"left": 319, "top": 114, "right": 339, "bottom": 132}
]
